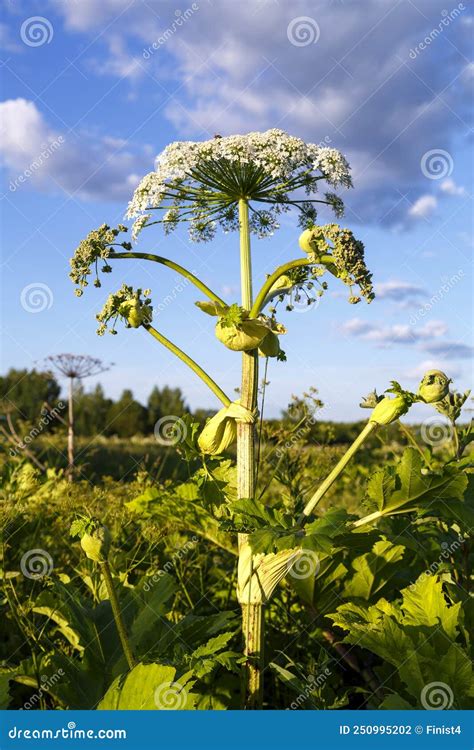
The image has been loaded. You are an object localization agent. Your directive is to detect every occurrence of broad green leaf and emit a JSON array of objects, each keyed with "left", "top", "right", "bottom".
[
  {"left": 344, "top": 540, "right": 405, "bottom": 600},
  {"left": 97, "top": 663, "right": 197, "bottom": 710}
]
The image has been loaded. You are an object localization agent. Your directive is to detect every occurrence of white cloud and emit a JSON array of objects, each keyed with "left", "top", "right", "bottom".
[
  {"left": 0, "top": 98, "right": 150, "bottom": 201},
  {"left": 341, "top": 317, "right": 448, "bottom": 346},
  {"left": 404, "top": 360, "right": 460, "bottom": 379},
  {"left": 408, "top": 194, "right": 437, "bottom": 218},
  {"left": 375, "top": 279, "right": 426, "bottom": 300},
  {"left": 439, "top": 178, "right": 466, "bottom": 196}
]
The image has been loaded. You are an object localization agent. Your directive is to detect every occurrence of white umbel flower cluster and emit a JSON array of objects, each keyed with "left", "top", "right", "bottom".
[{"left": 126, "top": 129, "right": 352, "bottom": 242}]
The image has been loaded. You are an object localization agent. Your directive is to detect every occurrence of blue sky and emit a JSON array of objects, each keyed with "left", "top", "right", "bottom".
[{"left": 1, "top": 0, "right": 472, "bottom": 420}]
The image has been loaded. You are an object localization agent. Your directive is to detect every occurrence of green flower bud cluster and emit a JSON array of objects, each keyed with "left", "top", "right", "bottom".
[
  {"left": 70, "top": 518, "right": 111, "bottom": 563},
  {"left": 96, "top": 284, "right": 153, "bottom": 335},
  {"left": 198, "top": 401, "right": 255, "bottom": 455},
  {"left": 298, "top": 224, "right": 374, "bottom": 304},
  {"left": 434, "top": 388, "right": 471, "bottom": 423},
  {"left": 196, "top": 301, "right": 286, "bottom": 357},
  {"left": 369, "top": 394, "right": 410, "bottom": 425},
  {"left": 69, "top": 224, "right": 131, "bottom": 295},
  {"left": 417, "top": 370, "right": 451, "bottom": 403}
]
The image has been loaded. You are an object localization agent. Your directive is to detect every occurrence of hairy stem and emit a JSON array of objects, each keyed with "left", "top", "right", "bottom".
[
  {"left": 145, "top": 325, "right": 231, "bottom": 407},
  {"left": 251, "top": 255, "right": 334, "bottom": 317},
  {"left": 237, "top": 199, "right": 262, "bottom": 709},
  {"left": 100, "top": 560, "right": 136, "bottom": 671},
  {"left": 110, "top": 252, "right": 226, "bottom": 305},
  {"left": 299, "top": 421, "right": 377, "bottom": 522},
  {"left": 67, "top": 376, "right": 75, "bottom": 483}
]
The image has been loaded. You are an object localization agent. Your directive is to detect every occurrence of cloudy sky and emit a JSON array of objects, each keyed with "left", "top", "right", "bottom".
[{"left": 1, "top": 0, "right": 472, "bottom": 420}]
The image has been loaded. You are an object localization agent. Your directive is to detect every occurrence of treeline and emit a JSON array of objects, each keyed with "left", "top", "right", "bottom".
[{"left": 0, "top": 368, "right": 212, "bottom": 438}]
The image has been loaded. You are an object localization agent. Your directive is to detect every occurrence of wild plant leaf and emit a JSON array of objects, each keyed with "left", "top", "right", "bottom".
[
  {"left": 97, "top": 663, "right": 197, "bottom": 710},
  {"left": 343, "top": 540, "right": 405, "bottom": 600},
  {"left": 188, "top": 633, "right": 243, "bottom": 678},
  {"left": 330, "top": 574, "right": 473, "bottom": 708},
  {"left": 366, "top": 448, "right": 467, "bottom": 517}
]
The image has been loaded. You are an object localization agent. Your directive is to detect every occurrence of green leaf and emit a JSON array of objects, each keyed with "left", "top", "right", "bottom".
[
  {"left": 343, "top": 540, "right": 405, "bottom": 600},
  {"left": 97, "top": 663, "right": 197, "bottom": 710}
]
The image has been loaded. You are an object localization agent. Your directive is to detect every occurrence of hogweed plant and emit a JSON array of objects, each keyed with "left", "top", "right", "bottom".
[{"left": 69, "top": 130, "right": 464, "bottom": 709}]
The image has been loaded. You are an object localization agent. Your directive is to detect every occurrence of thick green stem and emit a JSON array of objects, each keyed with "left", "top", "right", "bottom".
[
  {"left": 241, "top": 603, "right": 264, "bottom": 708},
  {"left": 100, "top": 560, "right": 136, "bottom": 671},
  {"left": 110, "top": 252, "right": 225, "bottom": 305},
  {"left": 299, "top": 421, "right": 377, "bottom": 522},
  {"left": 145, "top": 325, "right": 231, "bottom": 407},
  {"left": 251, "top": 255, "right": 334, "bottom": 317},
  {"left": 237, "top": 199, "right": 262, "bottom": 709}
]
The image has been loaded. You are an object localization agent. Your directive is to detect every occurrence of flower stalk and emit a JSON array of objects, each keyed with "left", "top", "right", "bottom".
[
  {"left": 100, "top": 560, "right": 136, "bottom": 671},
  {"left": 237, "top": 199, "right": 263, "bottom": 710}
]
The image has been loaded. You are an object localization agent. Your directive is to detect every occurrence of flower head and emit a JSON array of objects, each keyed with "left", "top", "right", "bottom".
[
  {"left": 299, "top": 224, "right": 374, "bottom": 303},
  {"left": 96, "top": 284, "right": 152, "bottom": 335},
  {"left": 417, "top": 370, "right": 451, "bottom": 403},
  {"left": 126, "top": 130, "right": 353, "bottom": 242},
  {"left": 69, "top": 223, "right": 131, "bottom": 294}
]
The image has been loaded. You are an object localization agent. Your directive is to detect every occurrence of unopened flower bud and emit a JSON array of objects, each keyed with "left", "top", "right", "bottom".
[
  {"left": 215, "top": 318, "right": 269, "bottom": 351},
  {"left": 80, "top": 525, "right": 111, "bottom": 563},
  {"left": 417, "top": 370, "right": 450, "bottom": 404},
  {"left": 198, "top": 401, "right": 254, "bottom": 455},
  {"left": 258, "top": 330, "right": 281, "bottom": 358},
  {"left": 298, "top": 228, "right": 320, "bottom": 254},
  {"left": 369, "top": 394, "right": 409, "bottom": 425}
]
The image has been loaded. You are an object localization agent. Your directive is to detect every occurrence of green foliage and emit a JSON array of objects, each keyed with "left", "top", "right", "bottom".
[
  {"left": 329, "top": 575, "right": 474, "bottom": 709},
  {"left": 0, "top": 369, "right": 60, "bottom": 421}
]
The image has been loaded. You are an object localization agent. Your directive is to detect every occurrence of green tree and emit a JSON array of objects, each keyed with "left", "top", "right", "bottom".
[
  {"left": 147, "top": 386, "right": 188, "bottom": 431},
  {"left": 106, "top": 389, "right": 147, "bottom": 437},
  {"left": 74, "top": 383, "right": 112, "bottom": 436},
  {"left": 0, "top": 368, "right": 60, "bottom": 421}
]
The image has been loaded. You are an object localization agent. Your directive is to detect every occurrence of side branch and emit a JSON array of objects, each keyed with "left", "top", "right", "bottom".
[{"left": 110, "top": 252, "right": 226, "bottom": 306}]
